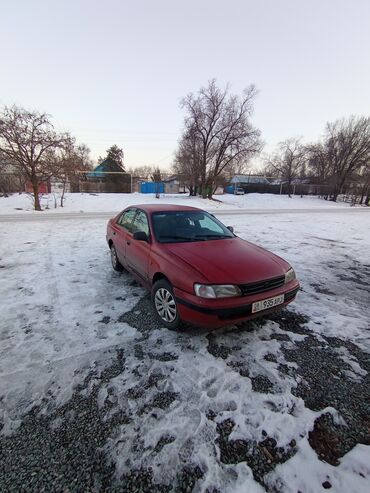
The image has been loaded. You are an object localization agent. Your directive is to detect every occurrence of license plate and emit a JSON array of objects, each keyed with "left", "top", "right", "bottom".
[{"left": 252, "top": 294, "right": 284, "bottom": 313}]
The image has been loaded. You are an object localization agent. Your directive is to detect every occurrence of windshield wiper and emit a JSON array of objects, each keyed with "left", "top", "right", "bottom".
[
  {"left": 159, "top": 235, "right": 204, "bottom": 242},
  {"left": 195, "top": 234, "right": 232, "bottom": 240}
]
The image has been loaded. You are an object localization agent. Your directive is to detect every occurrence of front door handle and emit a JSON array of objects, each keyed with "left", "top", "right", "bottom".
[{"left": 127, "top": 240, "right": 131, "bottom": 245}]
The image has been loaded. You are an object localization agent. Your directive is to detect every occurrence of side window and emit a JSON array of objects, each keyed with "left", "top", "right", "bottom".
[
  {"left": 132, "top": 210, "right": 150, "bottom": 236},
  {"left": 117, "top": 209, "right": 136, "bottom": 232}
]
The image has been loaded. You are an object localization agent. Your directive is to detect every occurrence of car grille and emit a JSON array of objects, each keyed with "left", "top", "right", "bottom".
[{"left": 239, "top": 275, "right": 285, "bottom": 296}]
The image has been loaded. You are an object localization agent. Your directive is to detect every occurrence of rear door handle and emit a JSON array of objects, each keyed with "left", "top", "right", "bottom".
[{"left": 127, "top": 241, "right": 131, "bottom": 245}]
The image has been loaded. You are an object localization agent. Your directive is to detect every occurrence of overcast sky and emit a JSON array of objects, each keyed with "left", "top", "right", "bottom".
[{"left": 1, "top": 0, "right": 369, "bottom": 170}]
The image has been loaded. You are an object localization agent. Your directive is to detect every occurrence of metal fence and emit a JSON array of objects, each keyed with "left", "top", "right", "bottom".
[{"left": 226, "top": 183, "right": 333, "bottom": 196}]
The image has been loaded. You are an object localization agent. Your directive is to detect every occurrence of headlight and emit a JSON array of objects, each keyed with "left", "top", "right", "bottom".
[
  {"left": 194, "top": 284, "right": 241, "bottom": 298},
  {"left": 285, "top": 268, "right": 296, "bottom": 284}
]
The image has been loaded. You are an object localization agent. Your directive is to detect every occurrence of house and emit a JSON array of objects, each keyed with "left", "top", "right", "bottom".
[
  {"left": 226, "top": 174, "right": 270, "bottom": 194},
  {"left": 25, "top": 180, "right": 50, "bottom": 194},
  {"left": 86, "top": 158, "right": 125, "bottom": 179},
  {"left": 80, "top": 158, "right": 131, "bottom": 193},
  {"left": 230, "top": 174, "right": 270, "bottom": 185},
  {"left": 0, "top": 162, "right": 27, "bottom": 194}
]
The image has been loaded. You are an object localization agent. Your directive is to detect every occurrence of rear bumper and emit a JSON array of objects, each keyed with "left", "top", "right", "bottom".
[{"left": 174, "top": 281, "right": 300, "bottom": 328}]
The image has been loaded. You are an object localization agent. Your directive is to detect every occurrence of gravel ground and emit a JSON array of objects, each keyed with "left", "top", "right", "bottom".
[{"left": 1, "top": 295, "right": 369, "bottom": 492}]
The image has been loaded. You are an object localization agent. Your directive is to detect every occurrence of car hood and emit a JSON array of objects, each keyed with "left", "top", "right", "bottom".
[{"left": 163, "top": 237, "right": 289, "bottom": 284}]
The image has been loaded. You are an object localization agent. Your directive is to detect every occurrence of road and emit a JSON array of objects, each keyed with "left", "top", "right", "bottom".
[{"left": 0, "top": 207, "right": 369, "bottom": 222}]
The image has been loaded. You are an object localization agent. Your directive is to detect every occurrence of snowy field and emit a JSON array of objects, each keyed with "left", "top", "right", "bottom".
[
  {"left": 0, "top": 204, "right": 369, "bottom": 492},
  {"left": 0, "top": 191, "right": 358, "bottom": 215}
]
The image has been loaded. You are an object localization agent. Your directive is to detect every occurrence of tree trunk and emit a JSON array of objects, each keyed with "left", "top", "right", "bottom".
[
  {"left": 331, "top": 182, "right": 340, "bottom": 202},
  {"left": 200, "top": 163, "right": 207, "bottom": 198},
  {"left": 31, "top": 176, "right": 42, "bottom": 211},
  {"left": 0, "top": 183, "right": 9, "bottom": 197},
  {"left": 359, "top": 189, "right": 365, "bottom": 205},
  {"left": 201, "top": 182, "right": 207, "bottom": 198},
  {"left": 332, "top": 174, "right": 347, "bottom": 202},
  {"left": 287, "top": 179, "right": 292, "bottom": 198},
  {"left": 60, "top": 179, "right": 66, "bottom": 207},
  {"left": 204, "top": 177, "right": 213, "bottom": 199}
]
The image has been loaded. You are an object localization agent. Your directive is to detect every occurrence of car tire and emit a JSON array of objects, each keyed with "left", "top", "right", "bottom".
[
  {"left": 151, "top": 279, "right": 181, "bottom": 330},
  {"left": 110, "top": 243, "right": 123, "bottom": 271}
]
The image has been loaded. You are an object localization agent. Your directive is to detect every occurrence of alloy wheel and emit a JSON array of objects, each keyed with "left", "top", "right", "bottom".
[{"left": 154, "top": 288, "right": 177, "bottom": 323}]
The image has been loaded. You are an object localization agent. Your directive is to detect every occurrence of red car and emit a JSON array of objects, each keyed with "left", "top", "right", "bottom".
[{"left": 106, "top": 204, "right": 299, "bottom": 329}]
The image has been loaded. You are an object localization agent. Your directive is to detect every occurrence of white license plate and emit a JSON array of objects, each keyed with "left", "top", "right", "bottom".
[{"left": 252, "top": 294, "right": 284, "bottom": 313}]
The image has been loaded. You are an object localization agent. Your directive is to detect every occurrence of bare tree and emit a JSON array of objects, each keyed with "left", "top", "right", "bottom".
[
  {"left": 56, "top": 140, "right": 92, "bottom": 206},
  {"left": 323, "top": 116, "right": 370, "bottom": 201},
  {"left": 0, "top": 105, "right": 68, "bottom": 210},
  {"left": 306, "top": 142, "right": 331, "bottom": 183},
  {"left": 179, "top": 80, "right": 262, "bottom": 199},
  {"left": 0, "top": 151, "right": 11, "bottom": 196},
  {"left": 266, "top": 138, "right": 306, "bottom": 197},
  {"left": 127, "top": 165, "right": 153, "bottom": 179},
  {"left": 358, "top": 162, "right": 370, "bottom": 205},
  {"left": 173, "top": 125, "right": 202, "bottom": 196}
]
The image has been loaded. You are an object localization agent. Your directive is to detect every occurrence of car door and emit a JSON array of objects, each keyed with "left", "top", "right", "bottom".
[
  {"left": 111, "top": 208, "right": 136, "bottom": 266},
  {"left": 126, "top": 209, "right": 151, "bottom": 282}
]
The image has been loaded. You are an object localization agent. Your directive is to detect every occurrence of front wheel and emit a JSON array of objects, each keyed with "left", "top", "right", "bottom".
[{"left": 151, "top": 279, "right": 181, "bottom": 330}]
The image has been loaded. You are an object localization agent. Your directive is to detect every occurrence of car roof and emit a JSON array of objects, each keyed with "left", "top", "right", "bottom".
[{"left": 125, "top": 204, "right": 203, "bottom": 213}]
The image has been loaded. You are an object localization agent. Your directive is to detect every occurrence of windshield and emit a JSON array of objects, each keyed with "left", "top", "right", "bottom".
[{"left": 151, "top": 211, "right": 235, "bottom": 243}]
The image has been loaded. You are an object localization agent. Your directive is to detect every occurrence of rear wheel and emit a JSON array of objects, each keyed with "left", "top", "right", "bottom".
[
  {"left": 151, "top": 279, "right": 181, "bottom": 330},
  {"left": 110, "top": 243, "right": 123, "bottom": 271}
]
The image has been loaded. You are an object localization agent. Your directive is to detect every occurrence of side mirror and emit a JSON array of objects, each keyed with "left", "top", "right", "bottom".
[
  {"left": 227, "top": 226, "right": 234, "bottom": 233},
  {"left": 133, "top": 231, "right": 149, "bottom": 242}
]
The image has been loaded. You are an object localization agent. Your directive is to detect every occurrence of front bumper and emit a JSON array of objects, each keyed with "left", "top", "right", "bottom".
[{"left": 173, "top": 280, "right": 300, "bottom": 328}]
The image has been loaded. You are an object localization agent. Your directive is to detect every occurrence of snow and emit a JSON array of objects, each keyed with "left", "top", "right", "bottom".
[
  {"left": 226, "top": 211, "right": 370, "bottom": 350},
  {"left": 218, "top": 192, "right": 353, "bottom": 209},
  {"left": 102, "top": 324, "right": 319, "bottom": 492},
  {"left": 0, "top": 219, "right": 144, "bottom": 433},
  {"left": 0, "top": 197, "right": 369, "bottom": 490},
  {"left": 0, "top": 191, "right": 357, "bottom": 215},
  {"left": 265, "top": 440, "right": 370, "bottom": 493}
]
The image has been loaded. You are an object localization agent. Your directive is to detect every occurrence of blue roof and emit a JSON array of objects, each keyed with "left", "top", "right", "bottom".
[
  {"left": 86, "top": 158, "right": 124, "bottom": 178},
  {"left": 230, "top": 175, "right": 270, "bottom": 184}
]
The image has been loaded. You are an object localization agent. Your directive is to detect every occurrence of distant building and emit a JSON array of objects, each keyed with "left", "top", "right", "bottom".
[
  {"left": 81, "top": 158, "right": 131, "bottom": 193},
  {"left": 0, "top": 161, "right": 27, "bottom": 194},
  {"left": 135, "top": 175, "right": 184, "bottom": 194},
  {"left": 230, "top": 174, "right": 270, "bottom": 185},
  {"left": 50, "top": 179, "right": 71, "bottom": 194},
  {"left": 162, "top": 176, "right": 180, "bottom": 194},
  {"left": 131, "top": 176, "right": 146, "bottom": 193},
  {"left": 86, "top": 158, "right": 125, "bottom": 178},
  {"left": 25, "top": 180, "right": 50, "bottom": 194},
  {"left": 226, "top": 174, "right": 270, "bottom": 193}
]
